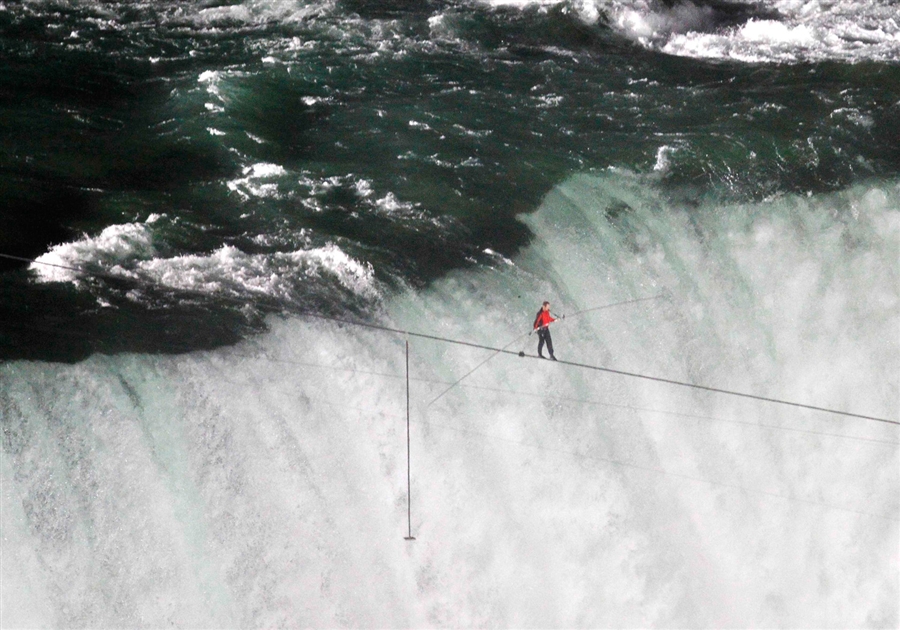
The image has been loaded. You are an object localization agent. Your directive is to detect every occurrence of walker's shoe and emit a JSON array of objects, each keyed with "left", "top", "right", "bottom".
[
  {"left": 550, "top": 355, "right": 557, "bottom": 361},
  {"left": 538, "top": 354, "right": 545, "bottom": 359}
]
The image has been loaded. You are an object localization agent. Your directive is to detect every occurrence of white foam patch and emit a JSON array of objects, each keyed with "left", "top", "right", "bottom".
[
  {"left": 374, "top": 191, "right": 422, "bottom": 216},
  {"left": 653, "top": 144, "right": 676, "bottom": 173},
  {"left": 198, "top": 69, "right": 223, "bottom": 100},
  {"left": 659, "top": 0, "right": 899, "bottom": 62},
  {"left": 124, "top": 244, "right": 378, "bottom": 301},
  {"left": 31, "top": 219, "right": 158, "bottom": 283},
  {"left": 478, "top": 0, "right": 562, "bottom": 6},
  {"left": 193, "top": 0, "right": 336, "bottom": 26},
  {"left": 483, "top": 0, "right": 900, "bottom": 63},
  {"left": 30, "top": 218, "right": 377, "bottom": 301},
  {"left": 227, "top": 162, "right": 288, "bottom": 200},
  {"left": 294, "top": 173, "right": 445, "bottom": 227},
  {"left": 607, "top": 0, "right": 716, "bottom": 44}
]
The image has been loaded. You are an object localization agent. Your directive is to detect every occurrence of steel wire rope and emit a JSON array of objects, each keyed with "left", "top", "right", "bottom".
[
  {"left": 562, "top": 294, "right": 665, "bottom": 318},
  {"left": 3, "top": 316, "right": 890, "bottom": 446},
  {"left": 427, "top": 295, "right": 665, "bottom": 407},
  {"left": 2, "top": 303, "right": 893, "bottom": 521},
  {"left": 2, "top": 251, "right": 897, "bottom": 426},
  {"left": 427, "top": 330, "right": 532, "bottom": 407},
  {"left": 263, "top": 386, "right": 899, "bottom": 522},
  {"left": 216, "top": 322, "right": 900, "bottom": 426},
  {"left": 21, "top": 299, "right": 874, "bottom": 449},
  {"left": 409, "top": 414, "right": 899, "bottom": 522},
  {"left": 206, "top": 360, "right": 900, "bottom": 525},
  {"left": 440, "top": 383, "right": 900, "bottom": 447},
  {"left": 230, "top": 351, "right": 897, "bottom": 446}
]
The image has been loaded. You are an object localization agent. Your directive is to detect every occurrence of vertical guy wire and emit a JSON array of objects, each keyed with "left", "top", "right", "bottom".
[{"left": 405, "top": 339, "right": 415, "bottom": 540}]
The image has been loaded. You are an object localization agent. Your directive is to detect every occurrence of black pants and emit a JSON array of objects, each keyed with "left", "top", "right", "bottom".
[{"left": 537, "top": 327, "right": 554, "bottom": 357}]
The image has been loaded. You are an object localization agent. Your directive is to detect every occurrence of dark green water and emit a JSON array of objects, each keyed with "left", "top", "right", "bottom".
[{"left": 1, "top": 0, "right": 898, "bottom": 361}]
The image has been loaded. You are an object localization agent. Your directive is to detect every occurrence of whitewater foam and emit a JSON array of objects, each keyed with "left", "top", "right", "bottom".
[
  {"left": 226, "top": 162, "right": 289, "bottom": 200},
  {"left": 30, "top": 218, "right": 379, "bottom": 303},
  {"left": 657, "top": 0, "right": 900, "bottom": 62},
  {"left": 30, "top": 219, "right": 158, "bottom": 284},
  {"left": 481, "top": 0, "right": 900, "bottom": 63},
  {"left": 127, "top": 244, "right": 378, "bottom": 301},
  {"left": 192, "top": 0, "right": 336, "bottom": 26}
]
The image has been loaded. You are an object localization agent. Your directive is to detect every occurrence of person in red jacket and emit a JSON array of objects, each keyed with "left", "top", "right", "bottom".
[{"left": 533, "top": 301, "right": 558, "bottom": 360}]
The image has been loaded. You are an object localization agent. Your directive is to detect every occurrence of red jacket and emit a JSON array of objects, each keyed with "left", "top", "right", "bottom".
[{"left": 533, "top": 309, "right": 556, "bottom": 330}]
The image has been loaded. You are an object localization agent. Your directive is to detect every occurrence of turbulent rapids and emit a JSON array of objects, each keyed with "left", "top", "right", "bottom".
[{"left": 1, "top": 0, "right": 898, "bottom": 627}]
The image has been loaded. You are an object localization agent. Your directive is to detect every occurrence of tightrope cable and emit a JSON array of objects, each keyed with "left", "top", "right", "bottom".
[
  {"left": 563, "top": 294, "right": 665, "bottom": 319},
  {"left": 428, "top": 295, "right": 665, "bottom": 406},
  {"left": 7, "top": 316, "right": 886, "bottom": 446},
  {"left": 536, "top": 355, "right": 899, "bottom": 426},
  {"left": 3, "top": 252, "right": 897, "bottom": 426},
  {"left": 412, "top": 416, "right": 899, "bottom": 522},
  {"left": 294, "top": 319, "right": 896, "bottom": 426},
  {"left": 226, "top": 352, "right": 897, "bottom": 446},
  {"left": 427, "top": 330, "right": 532, "bottom": 407},
  {"left": 283, "top": 316, "right": 898, "bottom": 426},
  {"left": 240, "top": 385, "right": 897, "bottom": 522}
]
